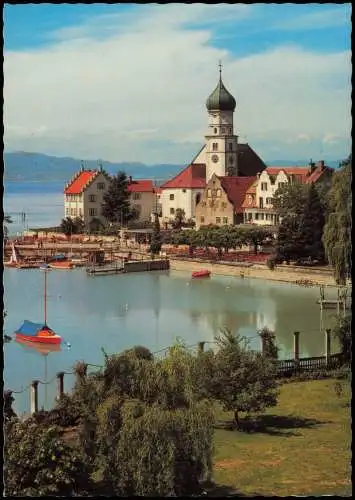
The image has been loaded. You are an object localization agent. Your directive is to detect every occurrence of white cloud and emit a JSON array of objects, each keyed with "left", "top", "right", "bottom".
[
  {"left": 272, "top": 5, "right": 351, "bottom": 31},
  {"left": 4, "top": 5, "right": 352, "bottom": 163}
]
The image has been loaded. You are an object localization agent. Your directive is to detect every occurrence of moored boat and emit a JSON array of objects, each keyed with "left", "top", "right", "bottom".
[
  {"left": 14, "top": 267, "right": 62, "bottom": 345},
  {"left": 15, "top": 320, "right": 61, "bottom": 344},
  {"left": 48, "top": 261, "right": 74, "bottom": 270},
  {"left": 191, "top": 269, "right": 211, "bottom": 279}
]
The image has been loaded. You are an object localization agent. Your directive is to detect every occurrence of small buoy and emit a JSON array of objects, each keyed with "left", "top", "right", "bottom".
[{"left": 66, "top": 342, "right": 71, "bottom": 348}]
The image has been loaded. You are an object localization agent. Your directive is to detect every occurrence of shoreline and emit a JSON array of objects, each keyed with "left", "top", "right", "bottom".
[{"left": 169, "top": 258, "right": 340, "bottom": 287}]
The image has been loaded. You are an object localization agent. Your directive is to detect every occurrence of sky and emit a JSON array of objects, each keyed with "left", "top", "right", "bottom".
[{"left": 4, "top": 3, "right": 352, "bottom": 165}]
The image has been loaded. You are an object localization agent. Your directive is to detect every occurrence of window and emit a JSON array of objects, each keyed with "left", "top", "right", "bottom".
[
  {"left": 66, "top": 208, "right": 70, "bottom": 216},
  {"left": 278, "top": 182, "right": 286, "bottom": 190},
  {"left": 266, "top": 197, "right": 273, "bottom": 205},
  {"left": 70, "top": 208, "right": 75, "bottom": 216},
  {"left": 89, "top": 194, "right": 96, "bottom": 202},
  {"left": 169, "top": 194, "right": 174, "bottom": 200},
  {"left": 97, "top": 182, "right": 105, "bottom": 190},
  {"left": 133, "top": 192, "right": 141, "bottom": 200},
  {"left": 221, "top": 202, "right": 227, "bottom": 208},
  {"left": 212, "top": 188, "right": 217, "bottom": 197},
  {"left": 216, "top": 189, "right": 222, "bottom": 197},
  {"left": 255, "top": 213, "right": 259, "bottom": 220},
  {"left": 170, "top": 207, "right": 175, "bottom": 215},
  {"left": 182, "top": 189, "right": 186, "bottom": 193},
  {"left": 223, "top": 217, "right": 228, "bottom": 224},
  {"left": 221, "top": 127, "right": 225, "bottom": 134},
  {"left": 214, "top": 128, "right": 217, "bottom": 134},
  {"left": 200, "top": 216, "right": 205, "bottom": 223},
  {"left": 212, "top": 143, "right": 218, "bottom": 151},
  {"left": 216, "top": 217, "right": 221, "bottom": 224},
  {"left": 260, "top": 213, "right": 264, "bottom": 220},
  {"left": 265, "top": 214, "right": 269, "bottom": 220},
  {"left": 259, "top": 197, "right": 264, "bottom": 208},
  {"left": 261, "top": 182, "right": 268, "bottom": 191},
  {"left": 89, "top": 208, "right": 97, "bottom": 216},
  {"left": 247, "top": 213, "right": 253, "bottom": 221}
]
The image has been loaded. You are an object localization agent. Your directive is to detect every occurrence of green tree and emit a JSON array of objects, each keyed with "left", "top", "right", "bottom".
[
  {"left": 240, "top": 226, "right": 273, "bottom": 255},
  {"left": 172, "top": 208, "right": 186, "bottom": 230},
  {"left": 272, "top": 183, "right": 309, "bottom": 218},
  {"left": 323, "top": 156, "right": 352, "bottom": 284},
  {"left": 275, "top": 215, "right": 301, "bottom": 263},
  {"left": 4, "top": 418, "right": 90, "bottom": 496},
  {"left": 209, "top": 329, "right": 279, "bottom": 430},
  {"left": 59, "top": 216, "right": 84, "bottom": 236},
  {"left": 149, "top": 213, "right": 162, "bottom": 255},
  {"left": 332, "top": 314, "right": 351, "bottom": 364},
  {"left": 297, "top": 183, "right": 326, "bottom": 262},
  {"left": 102, "top": 172, "right": 136, "bottom": 226}
]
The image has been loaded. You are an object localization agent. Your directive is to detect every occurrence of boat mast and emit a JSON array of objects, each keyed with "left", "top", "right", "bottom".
[{"left": 44, "top": 269, "right": 47, "bottom": 326}]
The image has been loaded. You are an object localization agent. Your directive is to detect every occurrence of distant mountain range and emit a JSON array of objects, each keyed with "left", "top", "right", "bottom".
[{"left": 3, "top": 151, "right": 341, "bottom": 183}]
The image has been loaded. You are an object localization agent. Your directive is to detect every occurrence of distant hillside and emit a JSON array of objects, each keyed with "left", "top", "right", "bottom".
[
  {"left": 4, "top": 152, "right": 183, "bottom": 183},
  {"left": 267, "top": 159, "right": 341, "bottom": 169},
  {"left": 4, "top": 152, "right": 341, "bottom": 183}
]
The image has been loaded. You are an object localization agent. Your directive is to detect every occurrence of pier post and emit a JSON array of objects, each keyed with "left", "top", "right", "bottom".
[
  {"left": 325, "top": 329, "right": 331, "bottom": 365},
  {"left": 198, "top": 341, "right": 205, "bottom": 354},
  {"left": 30, "top": 380, "right": 39, "bottom": 415},
  {"left": 56, "top": 372, "right": 65, "bottom": 399},
  {"left": 293, "top": 331, "right": 300, "bottom": 364}
]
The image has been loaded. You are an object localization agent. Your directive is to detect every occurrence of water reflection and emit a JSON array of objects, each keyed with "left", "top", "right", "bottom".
[{"left": 4, "top": 268, "right": 342, "bottom": 415}]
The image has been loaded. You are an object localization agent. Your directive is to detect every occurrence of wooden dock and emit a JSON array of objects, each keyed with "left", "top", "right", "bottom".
[{"left": 86, "top": 259, "right": 169, "bottom": 276}]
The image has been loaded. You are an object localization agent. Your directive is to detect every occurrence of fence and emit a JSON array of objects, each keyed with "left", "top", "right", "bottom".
[{"left": 5, "top": 329, "right": 343, "bottom": 417}]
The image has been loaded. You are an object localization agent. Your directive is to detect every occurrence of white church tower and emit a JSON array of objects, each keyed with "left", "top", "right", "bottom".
[{"left": 205, "top": 63, "right": 239, "bottom": 182}]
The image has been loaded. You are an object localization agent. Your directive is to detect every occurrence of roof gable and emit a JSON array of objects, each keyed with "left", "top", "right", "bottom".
[
  {"left": 219, "top": 176, "right": 256, "bottom": 213},
  {"left": 160, "top": 164, "right": 206, "bottom": 189},
  {"left": 64, "top": 170, "right": 98, "bottom": 194},
  {"left": 128, "top": 180, "right": 154, "bottom": 193}
]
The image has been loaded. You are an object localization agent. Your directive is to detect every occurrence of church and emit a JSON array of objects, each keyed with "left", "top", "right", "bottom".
[{"left": 160, "top": 65, "right": 267, "bottom": 224}]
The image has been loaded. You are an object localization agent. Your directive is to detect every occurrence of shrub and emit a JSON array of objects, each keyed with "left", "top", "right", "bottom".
[{"left": 4, "top": 419, "right": 90, "bottom": 496}]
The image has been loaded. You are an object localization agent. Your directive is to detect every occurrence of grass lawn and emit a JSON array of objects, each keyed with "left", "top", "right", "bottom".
[{"left": 211, "top": 379, "right": 351, "bottom": 497}]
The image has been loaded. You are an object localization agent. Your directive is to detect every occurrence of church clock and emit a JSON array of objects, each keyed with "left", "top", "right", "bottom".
[{"left": 211, "top": 154, "right": 219, "bottom": 163}]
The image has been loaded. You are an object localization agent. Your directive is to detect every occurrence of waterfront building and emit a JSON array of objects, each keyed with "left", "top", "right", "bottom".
[
  {"left": 195, "top": 173, "right": 255, "bottom": 229},
  {"left": 64, "top": 168, "right": 158, "bottom": 228},
  {"left": 64, "top": 166, "right": 110, "bottom": 229},
  {"left": 242, "top": 161, "right": 333, "bottom": 226},
  {"left": 127, "top": 177, "right": 157, "bottom": 222},
  {"left": 160, "top": 64, "right": 266, "bottom": 225}
]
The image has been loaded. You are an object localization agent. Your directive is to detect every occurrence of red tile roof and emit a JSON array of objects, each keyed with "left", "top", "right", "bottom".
[
  {"left": 128, "top": 180, "right": 154, "bottom": 193},
  {"left": 160, "top": 164, "right": 206, "bottom": 189},
  {"left": 64, "top": 170, "right": 98, "bottom": 194},
  {"left": 266, "top": 166, "right": 311, "bottom": 183},
  {"left": 219, "top": 176, "right": 256, "bottom": 213}
]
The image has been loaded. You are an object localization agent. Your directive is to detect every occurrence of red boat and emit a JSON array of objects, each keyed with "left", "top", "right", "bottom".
[
  {"left": 14, "top": 268, "right": 62, "bottom": 345},
  {"left": 15, "top": 321, "right": 62, "bottom": 344},
  {"left": 192, "top": 269, "right": 211, "bottom": 279}
]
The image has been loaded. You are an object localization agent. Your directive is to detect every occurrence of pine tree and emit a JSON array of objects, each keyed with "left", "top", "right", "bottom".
[
  {"left": 101, "top": 172, "right": 135, "bottom": 226},
  {"left": 149, "top": 213, "right": 162, "bottom": 255},
  {"left": 297, "top": 183, "right": 326, "bottom": 262}
]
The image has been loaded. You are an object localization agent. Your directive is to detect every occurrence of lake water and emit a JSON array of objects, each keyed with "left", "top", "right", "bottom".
[
  {"left": 3, "top": 267, "right": 339, "bottom": 416},
  {"left": 3, "top": 181, "right": 340, "bottom": 416},
  {"left": 4, "top": 181, "right": 63, "bottom": 234}
]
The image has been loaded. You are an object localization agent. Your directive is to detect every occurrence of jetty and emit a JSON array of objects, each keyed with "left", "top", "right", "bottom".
[
  {"left": 86, "top": 259, "right": 169, "bottom": 276},
  {"left": 317, "top": 285, "right": 351, "bottom": 313}
]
